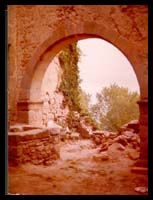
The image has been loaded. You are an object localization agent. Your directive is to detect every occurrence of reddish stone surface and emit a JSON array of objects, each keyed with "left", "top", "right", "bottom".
[
  {"left": 8, "top": 5, "right": 148, "bottom": 123},
  {"left": 8, "top": 5, "right": 148, "bottom": 167},
  {"left": 8, "top": 139, "right": 148, "bottom": 195},
  {"left": 8, "top": 128, "right": 60, "bottom": 166}
]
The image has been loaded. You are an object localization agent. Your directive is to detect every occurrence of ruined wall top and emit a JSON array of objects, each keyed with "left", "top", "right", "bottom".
[{"left": 8, "top": 5, "right": 148, "bottom": 70}]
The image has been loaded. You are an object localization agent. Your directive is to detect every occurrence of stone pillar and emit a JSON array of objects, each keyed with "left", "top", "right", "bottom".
[
  {"left": 17, "top": 101, "right": 43, "bottom": 126},
  {"left": 137, "top": 99, "right": 148, "bottom": 166},
  {"left": 132, "top": 99, "right": 148, "bottom": 173},
  {"left": 28, "top": 101, "right": 43, "bottom": 126},
  {"left": 17, "top": 101, "right": 29, "bottom": 124}
]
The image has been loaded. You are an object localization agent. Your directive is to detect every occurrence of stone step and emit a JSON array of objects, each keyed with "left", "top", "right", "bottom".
[{"left": 131, "top": 167, "right": 148, "bottom": 175}]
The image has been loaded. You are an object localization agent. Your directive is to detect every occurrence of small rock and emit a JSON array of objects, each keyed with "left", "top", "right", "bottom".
[
  {"left": 117, "top": 135, "right": 128, "bottom": 146},
  {"left": 134, "top": 186, "right": 148, "bottom": 194},
  {"left": 127, "top": 150, "right": 139, "bottom": 160},
  {"left": 117, "top": 143, "right": 125, "bottom": 151},
  {"left": 131, "top": 141, "right": 138, "bottom": 149},
  {"left": 44, "top": 160, "right": 53, "bottom": 166},
  {"left": 78, "top": 125, "right": 91, "bottom": 139},
  {"left": 99, "top": 143, "right": 109, "bottom": 152},
  {"left": 109, "top": 132, "right": 118, "bottom": 139},
  {"left": 93, "top": 152, "right": 109, "bottom": 161},
  {"left": 123, "top": 131, "right": 134, "bottom": 138},
  {"left": 94, "top": 137, "right": 101, "bottom": 145},
  {"left": 70, "top": 132, "right": 80, "bottom": 140},
  {"left": 101, "top": 152, "right": 109, "bottom": 161}
]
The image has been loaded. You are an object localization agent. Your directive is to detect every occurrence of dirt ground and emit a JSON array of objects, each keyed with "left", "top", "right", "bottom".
[{"left": 8, "top": 139, "right": 148, "bottom": 195}]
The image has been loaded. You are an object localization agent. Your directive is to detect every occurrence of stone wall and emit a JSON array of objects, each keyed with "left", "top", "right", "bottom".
[
  {"left": 40, "top": 55, "right": 69, "bottom": 127},
  {"left": 8, "top": 128, "right": 61, "bottom": 165},
  {"left": 8, "top": 5, "right": 148, "bottom": 124},
  {"left": 41, "top": 55, "right": 61, "bottom": 95},
  {"left": 8, "top": 6, "right": 18, "bottom": 123},
  {"left": 18, "top": 54, "right": 70, "bottom": 126},
  {"left": 41, "top": 91, "right": 69, "bottom": 127},
  {"left": 8, "top": 6, "right": 148, "bottom": 167}
]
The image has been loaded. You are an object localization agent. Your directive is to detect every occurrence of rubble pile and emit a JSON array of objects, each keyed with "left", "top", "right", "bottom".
[{"left": 92, "top": 120, "right": 140, "bottom": 161}]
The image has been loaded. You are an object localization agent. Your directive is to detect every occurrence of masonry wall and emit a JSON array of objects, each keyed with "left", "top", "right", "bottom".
[
  {"left": 41, "top": 56, "right": 61, "bottom": 96},
  {"left": 8, "top": 5, "right": 148, "bottom": 124},
  {"left": 41, "top": 55, "right": 69, "bottom": 126},
  {"left": 8, "top": 128, "right": 61, "bottom": 165}
]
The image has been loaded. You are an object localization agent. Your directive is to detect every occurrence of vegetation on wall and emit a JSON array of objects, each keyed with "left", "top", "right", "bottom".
[
  {"left": 58, "top": 45, "right": 139, "bottom": 132},
  {"left": 58, "top": 43, "right": 82, "bottom": 112},
  {"left": 58, "top": 43, "right": 99, "bottom": 130}
]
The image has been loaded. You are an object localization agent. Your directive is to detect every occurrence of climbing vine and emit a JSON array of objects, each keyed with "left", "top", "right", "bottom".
[
  {"left": 58, "top": 42, "right": 99, "bottom": 130},
  {"left": 58, "top": 43, "right": 82, "bottom": 112}
]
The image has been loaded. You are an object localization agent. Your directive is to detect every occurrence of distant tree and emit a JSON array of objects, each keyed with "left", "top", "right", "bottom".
[
  {"left": 78, "top": 88, "right": 100, "bottom": 130},
  {"left": 91, "top": 83, "right": 140, "bottom": 131}
]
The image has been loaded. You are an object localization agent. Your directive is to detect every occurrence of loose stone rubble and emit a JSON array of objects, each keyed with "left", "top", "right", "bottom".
[
  {"left": 8, "top": 120, "right": 140, "bottom": 166},
  {"left": 92, "top": 120, "right": 140, "bottom": 162},
  {"left": 8, "top": 119, "right": 89, "bottom": 166}
]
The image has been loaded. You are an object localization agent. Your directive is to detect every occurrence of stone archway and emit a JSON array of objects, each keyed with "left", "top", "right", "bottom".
[
  {"left": 18, "top": 22, "right": 147, "bottom": 104},
  {"left": 18, "top": 21, "right": 147, "bottom": 114},
  {"left": 17, "top": 21, "right": 148, "bottom": 169},
  {"left": 8, "top": 5, "right": 148, "bottom": 171}
]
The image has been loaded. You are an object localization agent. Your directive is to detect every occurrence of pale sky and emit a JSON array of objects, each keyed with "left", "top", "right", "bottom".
[{"left": 77, "top": 38, "right": 140, "bottom": 104}]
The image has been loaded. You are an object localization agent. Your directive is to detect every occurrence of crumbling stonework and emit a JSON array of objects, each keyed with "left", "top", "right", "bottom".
[
  {"left": 8, "top": 128, "right": 61, "bottom": 165},
  {"left": 28, "top": 55, "right": 69, "bottom": 126},
  {"left": 92, "top": 124, "right": 141, "bottom": 162},
  {"left": 8, "top": 5, "right": 148, "bottom": 168},
  {"left": 41, "top": 91, "right": 69, "bottom": 127}
]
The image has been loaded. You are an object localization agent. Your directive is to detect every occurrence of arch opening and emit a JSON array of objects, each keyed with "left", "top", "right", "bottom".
[
  {"left": 17, "top": 21, "right": 146, "bottom": 129},
  {"left": 18, "top": 35, "right": 141, "bottom": 131},
  {"left": 29, "top": 34, "right": 141, "bottom": 103}
]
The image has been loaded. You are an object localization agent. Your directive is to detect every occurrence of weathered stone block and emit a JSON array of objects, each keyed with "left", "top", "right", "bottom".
[{"left": 93, "top": 152, "right": 109, "bottom": 161}]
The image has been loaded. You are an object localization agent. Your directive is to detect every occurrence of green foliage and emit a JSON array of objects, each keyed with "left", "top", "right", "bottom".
[
  {"left": 83, "top": 113, "right": 101, "bottom": 131},
  {"left": 58, "top": 43, "right": 99, "bottom": 130},
  {"left": 78, "top": 88, "right": 91, "bottom": 114},
  {"left": 66, "top": 111, "right": 79, "bottom": 130},
  {"left": 58, "top": 43, "right": 82, "bottom": 112},
  {"left": 78, "top": 89, "right": 100, "bottom": 130},
  {"left": 91, "top": 83, "right": 140, "bottom": 131}
]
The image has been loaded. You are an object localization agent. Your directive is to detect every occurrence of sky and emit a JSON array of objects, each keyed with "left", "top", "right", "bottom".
[{"left": 77, "top": 38, "right": 140, "bottom": 104}]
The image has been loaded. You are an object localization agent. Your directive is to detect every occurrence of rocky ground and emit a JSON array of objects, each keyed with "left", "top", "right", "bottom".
[{"left": 8, "top": 135, "right": 148, "bottom": 195}]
